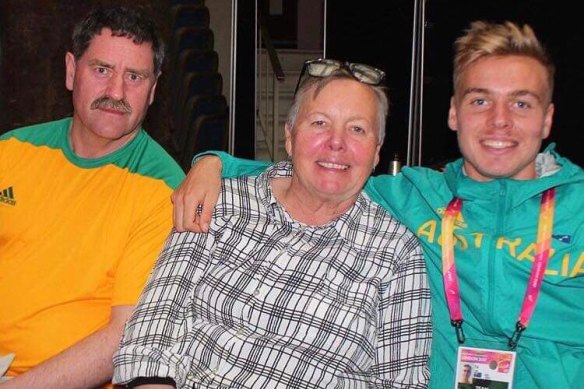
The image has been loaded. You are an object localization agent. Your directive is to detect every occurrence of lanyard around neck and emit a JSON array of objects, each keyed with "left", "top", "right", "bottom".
[{"left": 441, "top": 187, "right": 556, "bottom": 349}]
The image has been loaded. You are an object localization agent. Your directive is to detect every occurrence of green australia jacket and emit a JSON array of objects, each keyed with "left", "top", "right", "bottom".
[{"left": 214, "top": 143, "right": 584, "bottom": 389}]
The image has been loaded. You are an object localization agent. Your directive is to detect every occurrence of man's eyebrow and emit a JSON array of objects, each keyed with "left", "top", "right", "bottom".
[
  {"left": 126, "top": 67, "right": 152, "bottom": 77},
  {"left": 461, "top": 87, "right": 489, "bottom": 96},
  {"left": 88, "top": 59, "right": 113, "bottom": 68},
  {"left": 462, "top": 87, "right": 542, "bottom": 101},
  {"left": 511, "top": 89, "right": 543, "bottom": 102},
  {"left": 87, "top": 59, "right": 151, "bottom": 77}
]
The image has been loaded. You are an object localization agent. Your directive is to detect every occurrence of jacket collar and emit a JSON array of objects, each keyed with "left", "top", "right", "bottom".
[{"left": 443, "top": 143, "right": 582, "bottom": 206}]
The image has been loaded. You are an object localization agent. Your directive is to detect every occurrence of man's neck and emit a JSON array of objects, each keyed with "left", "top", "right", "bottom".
[{"left": 69, "top": 124, "right": 139, "bottom": 159}]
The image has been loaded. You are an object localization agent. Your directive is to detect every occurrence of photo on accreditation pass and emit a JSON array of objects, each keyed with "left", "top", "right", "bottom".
[{"left": 455, "top": 346, "right": 516, "bottom": 389}]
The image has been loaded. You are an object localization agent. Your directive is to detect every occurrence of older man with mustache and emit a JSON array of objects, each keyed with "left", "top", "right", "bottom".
[{"left": 0, "top": 6, "right": 184, "bottom": 388}]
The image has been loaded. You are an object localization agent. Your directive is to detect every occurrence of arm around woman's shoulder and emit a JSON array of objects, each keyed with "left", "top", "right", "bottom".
[{"left": 172, "top": 151, "right": 271, "bottom": 232}]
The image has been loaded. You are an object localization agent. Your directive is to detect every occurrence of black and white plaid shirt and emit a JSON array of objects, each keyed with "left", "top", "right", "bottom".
[{"left": 114, "top": 161, "right": 431, "bottom": 388}]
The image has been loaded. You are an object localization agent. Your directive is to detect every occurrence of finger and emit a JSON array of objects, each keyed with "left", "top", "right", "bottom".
[
  {"left": 172, "top": 191, "right": 186, "bottom": 232},
  {"left": 198, "top": 196, "right": 214, "bottom": 232},
  {"left": 182, "top": 195, "right": 199, "bottom": 232},
  {"left": 192, "top": 204, "right": 206, "bottom": 233}
]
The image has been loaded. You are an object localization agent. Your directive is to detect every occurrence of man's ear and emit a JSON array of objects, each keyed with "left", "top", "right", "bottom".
[
  {"left": 447, "top": 96, "right": 458, "bottom": 132},
  {"left": 148, "top": 72, "right": 161, "bottom": 105},
  {"left": 65, "top": 52, "right": 77, "bottom": 92}
]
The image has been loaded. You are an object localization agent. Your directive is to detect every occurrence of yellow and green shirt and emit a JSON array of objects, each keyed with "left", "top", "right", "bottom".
[{"left": 0, "top": 117, "right": 184, "bottom": 377}]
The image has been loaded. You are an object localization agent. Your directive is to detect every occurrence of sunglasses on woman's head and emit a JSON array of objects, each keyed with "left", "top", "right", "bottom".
[{"left": 294, "top": 58, "right": 386, "bottom": 96}]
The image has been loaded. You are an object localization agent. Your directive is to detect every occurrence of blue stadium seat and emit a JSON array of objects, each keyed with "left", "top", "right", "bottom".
[
  {"left": 170, "top": 0, "right": 205, "bottom": 6},
  {"left": 181, "top": 112, "right": 229, "bottom": 170},
  {"left": 170, "top": 27, "right": 214, "bottom": 63},
  {"left": 175, "top": 94, "right": 228, "bottom": 161},
  {"left": 170, "top": 49, "right": 219, "bottom": 115},
  {"left": 170, "top": 4, "right": 210, "bottom": 31},
  {"left": 172, "top": 71, "right": 223, "bottom": 132}
]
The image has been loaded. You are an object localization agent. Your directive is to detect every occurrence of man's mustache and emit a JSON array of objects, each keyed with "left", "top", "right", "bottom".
[{"left": 90, "top": 96, "right": 132, "bottom": 113}]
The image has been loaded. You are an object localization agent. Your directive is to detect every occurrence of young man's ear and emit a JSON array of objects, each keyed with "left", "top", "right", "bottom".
[
  {"left": 447, "top": 96, "right": 458, "bottom": 132},
  {"left": 542, "top": 102, "right": 554, "bottom": 139}
]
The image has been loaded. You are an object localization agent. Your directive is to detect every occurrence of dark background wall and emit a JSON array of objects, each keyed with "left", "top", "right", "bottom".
[
  {"left": 326, "top": 1, "right": 415, "bottom": 174},
  {"left": 327, "top": 1, "right": 584, "bottom": 171},
  {"left": 0, "top": 0, "right": 174, "bottom": 153},
  {"left": 2, "top": 1, "right": 583, "bottom": 169}
]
